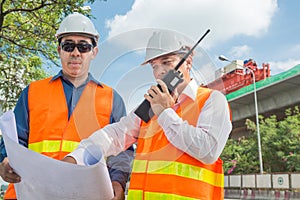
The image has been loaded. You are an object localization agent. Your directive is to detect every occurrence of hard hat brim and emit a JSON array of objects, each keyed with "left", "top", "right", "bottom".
[
  {"left": 141, "top": 50, "right": 175, "bottom": 65},
  {"left": 56, "top": 32, "right": 99, "bottom": 41},
  {"left": 141, "top": 48, "right": 190, "bottom": 66}
]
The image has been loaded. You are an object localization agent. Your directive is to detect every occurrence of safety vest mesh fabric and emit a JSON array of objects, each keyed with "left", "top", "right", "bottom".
[
  {"left": 4, "top": 77, "right": 113, "bottom": 199},
  {"left": 127, "top": 87, "right": 224, "bottom": 200}
]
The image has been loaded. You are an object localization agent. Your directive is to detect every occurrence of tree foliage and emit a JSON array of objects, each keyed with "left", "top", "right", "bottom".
[
  {"left": 221, "top": 106, "right": 300, "bottom": 174},
  {"left": 0, "top": 0, "right": 96, "bottom": 110}
]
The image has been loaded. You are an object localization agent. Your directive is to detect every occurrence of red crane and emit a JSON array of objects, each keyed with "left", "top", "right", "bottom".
[{"left": 206, "top": 59, "right": 271, "bottom": 94}]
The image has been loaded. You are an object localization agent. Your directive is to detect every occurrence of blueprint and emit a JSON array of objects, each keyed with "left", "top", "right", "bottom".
[{"left": 0, "top": 111, "right": 114, "bottom": 200}]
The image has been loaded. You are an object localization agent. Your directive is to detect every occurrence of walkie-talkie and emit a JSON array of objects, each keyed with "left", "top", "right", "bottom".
[{"left": 134, "top": 29, "right": 210, "bottom": 122}]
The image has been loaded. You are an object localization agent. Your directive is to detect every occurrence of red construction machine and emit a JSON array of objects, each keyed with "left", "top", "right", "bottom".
[{"left": 206, "top": 59, "right": 271, "bottom": 94}]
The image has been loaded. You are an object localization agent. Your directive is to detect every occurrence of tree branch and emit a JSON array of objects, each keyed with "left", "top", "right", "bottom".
[
  {"left": 0, "top": 0, "right": 6, "bottom": 32},
  {"left": 0, "top": 0, "right": 7, "bottom": 13},
  {"left": 2, "top": 34, "right": 44, "bottom": 52},
  {"left": 3, "top": 2, "right": 54, "bottom": 16}
]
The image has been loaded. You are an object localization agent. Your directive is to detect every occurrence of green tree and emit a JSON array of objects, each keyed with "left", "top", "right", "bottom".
[
  {"left": 0, "top": 0, "right": 96, "bottom": 110},
  {"left": 221, "top": 106, "right": 300, "bottom": 174}
]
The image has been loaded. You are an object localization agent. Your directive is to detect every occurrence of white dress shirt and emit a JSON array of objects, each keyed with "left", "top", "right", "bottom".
[{"left": 69, "top": 79, "right": 232, "bottom": 165}]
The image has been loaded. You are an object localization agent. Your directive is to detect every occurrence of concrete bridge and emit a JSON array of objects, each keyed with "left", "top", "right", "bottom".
[{"left": 227, "top": 64, "right": 300, "bottom": 139}]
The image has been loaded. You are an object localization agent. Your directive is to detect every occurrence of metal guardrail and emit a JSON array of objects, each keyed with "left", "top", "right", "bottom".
[{"left": 224, "top": 173, "right": 300, "bottom": 199}]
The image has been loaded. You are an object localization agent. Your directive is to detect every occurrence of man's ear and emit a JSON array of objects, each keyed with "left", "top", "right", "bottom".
[
  {"left": 91, "top": 47, "right": 98, "bottom": 59},
  {"left": 186, "top": 56, "right": 193, "bottom": 70},
  {"left": 57, "top": 46, "right": 61, "bottom": 54}
]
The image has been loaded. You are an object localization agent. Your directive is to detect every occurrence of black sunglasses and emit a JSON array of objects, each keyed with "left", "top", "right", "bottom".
[{"left": 61, "top": 42, "right": 93, "bottom": 53}]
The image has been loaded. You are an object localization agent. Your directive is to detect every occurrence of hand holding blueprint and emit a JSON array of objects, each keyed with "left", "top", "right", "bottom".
[{"left": 0, "top": 111, "right": 114, "bottom": 200}]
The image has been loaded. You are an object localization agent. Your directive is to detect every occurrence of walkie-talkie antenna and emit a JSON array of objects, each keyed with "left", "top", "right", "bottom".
[{"left": 174, "top": 29, "right": 210, "bottom": 71}]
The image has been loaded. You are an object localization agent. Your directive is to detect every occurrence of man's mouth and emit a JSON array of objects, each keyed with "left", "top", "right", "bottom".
[{"left": 69, "top": 61, "right": 81, "bottom": 66}]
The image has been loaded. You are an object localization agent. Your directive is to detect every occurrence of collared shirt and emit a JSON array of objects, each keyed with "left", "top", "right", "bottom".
[
  {"left": 0, "top": 70, "right": 133, "bottom": 189},
  {"left": 69, "top": 79, "right": 232, "bottom": 165}
]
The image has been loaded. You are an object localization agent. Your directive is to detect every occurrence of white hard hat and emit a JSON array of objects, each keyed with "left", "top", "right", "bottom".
[
  {"left": 55, "top": 12, "right": 99, "bottom": 42},
  {"left": 141, "top": 31, "right": 190, "bottom": 65}
]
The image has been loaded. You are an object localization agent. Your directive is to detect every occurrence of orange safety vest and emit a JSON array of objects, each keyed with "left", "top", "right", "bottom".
[
  {"left": 5, "top": 77, "right": 113, "bottom": 199},
  {"left": 127, "top": 87, "right": 224, "bottom": 200}
]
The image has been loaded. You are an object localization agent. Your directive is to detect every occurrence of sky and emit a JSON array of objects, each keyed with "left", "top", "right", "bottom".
[{"left": 52, "top": 0, "right": 300, "bottom": 111}]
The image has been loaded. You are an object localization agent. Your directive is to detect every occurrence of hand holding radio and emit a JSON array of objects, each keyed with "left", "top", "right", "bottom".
[
  {"left": 134, "top": 69, "right": 184, "bottom": 123},
  {"left": 145, "top": 79, "right": 179, "bottom": 117}
]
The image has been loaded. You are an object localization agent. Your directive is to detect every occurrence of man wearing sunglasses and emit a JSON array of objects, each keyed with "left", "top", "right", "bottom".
[{"left": 0, "top": 12, "right": 133, "bottom": 200}]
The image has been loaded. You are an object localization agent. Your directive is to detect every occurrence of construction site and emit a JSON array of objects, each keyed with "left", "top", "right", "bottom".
[
  {"left": 206, "top": 59, "right": 300, "bottom": 199},
  {"left": 0, "top": 58, "right": 299, "bottom": 199}
]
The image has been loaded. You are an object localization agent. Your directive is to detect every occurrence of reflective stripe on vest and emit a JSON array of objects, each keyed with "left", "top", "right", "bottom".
[
  {"left": 132, "top": 160, "right": 224, "bottom": 187},
  {"left": 28, "top": 140, "right": 79, "bottom": 153},
  {"left": 128, "top": 190, "right": 200, "bottom": 200},
  {"left": 5, "top": 77, "right": 113, "bottom": 199},
  {"left": 128, "top": 87, "right": 224, "bottom": 200}
]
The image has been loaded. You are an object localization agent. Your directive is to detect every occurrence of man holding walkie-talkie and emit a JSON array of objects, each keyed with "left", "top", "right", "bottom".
[{"left": 63, "top": 30, "right": 232, "bottom": 200}]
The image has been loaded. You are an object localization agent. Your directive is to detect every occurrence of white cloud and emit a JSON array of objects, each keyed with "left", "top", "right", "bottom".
[
  {"left": 268, "top": 59, "right": 300, "bottom": 75},
  {"left": 228, "top": 45, "right": 252, "bottom": 59},
  {"left": 105, "top": 0, "right": 278, "bottom": 48},
  {"left": 95, "top": 0, "right": 279, "bottom": 110}
]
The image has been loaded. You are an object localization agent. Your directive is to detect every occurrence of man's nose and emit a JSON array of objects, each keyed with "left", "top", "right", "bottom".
[
  {"left": 160, "top": 67, "right": 168, "bottom": 75},
  {"left": 70, "top": 46, "right": 81, "bottom": 56},
  {"left": 157, "top": 69, "right": 168, "bottom": 80}
]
